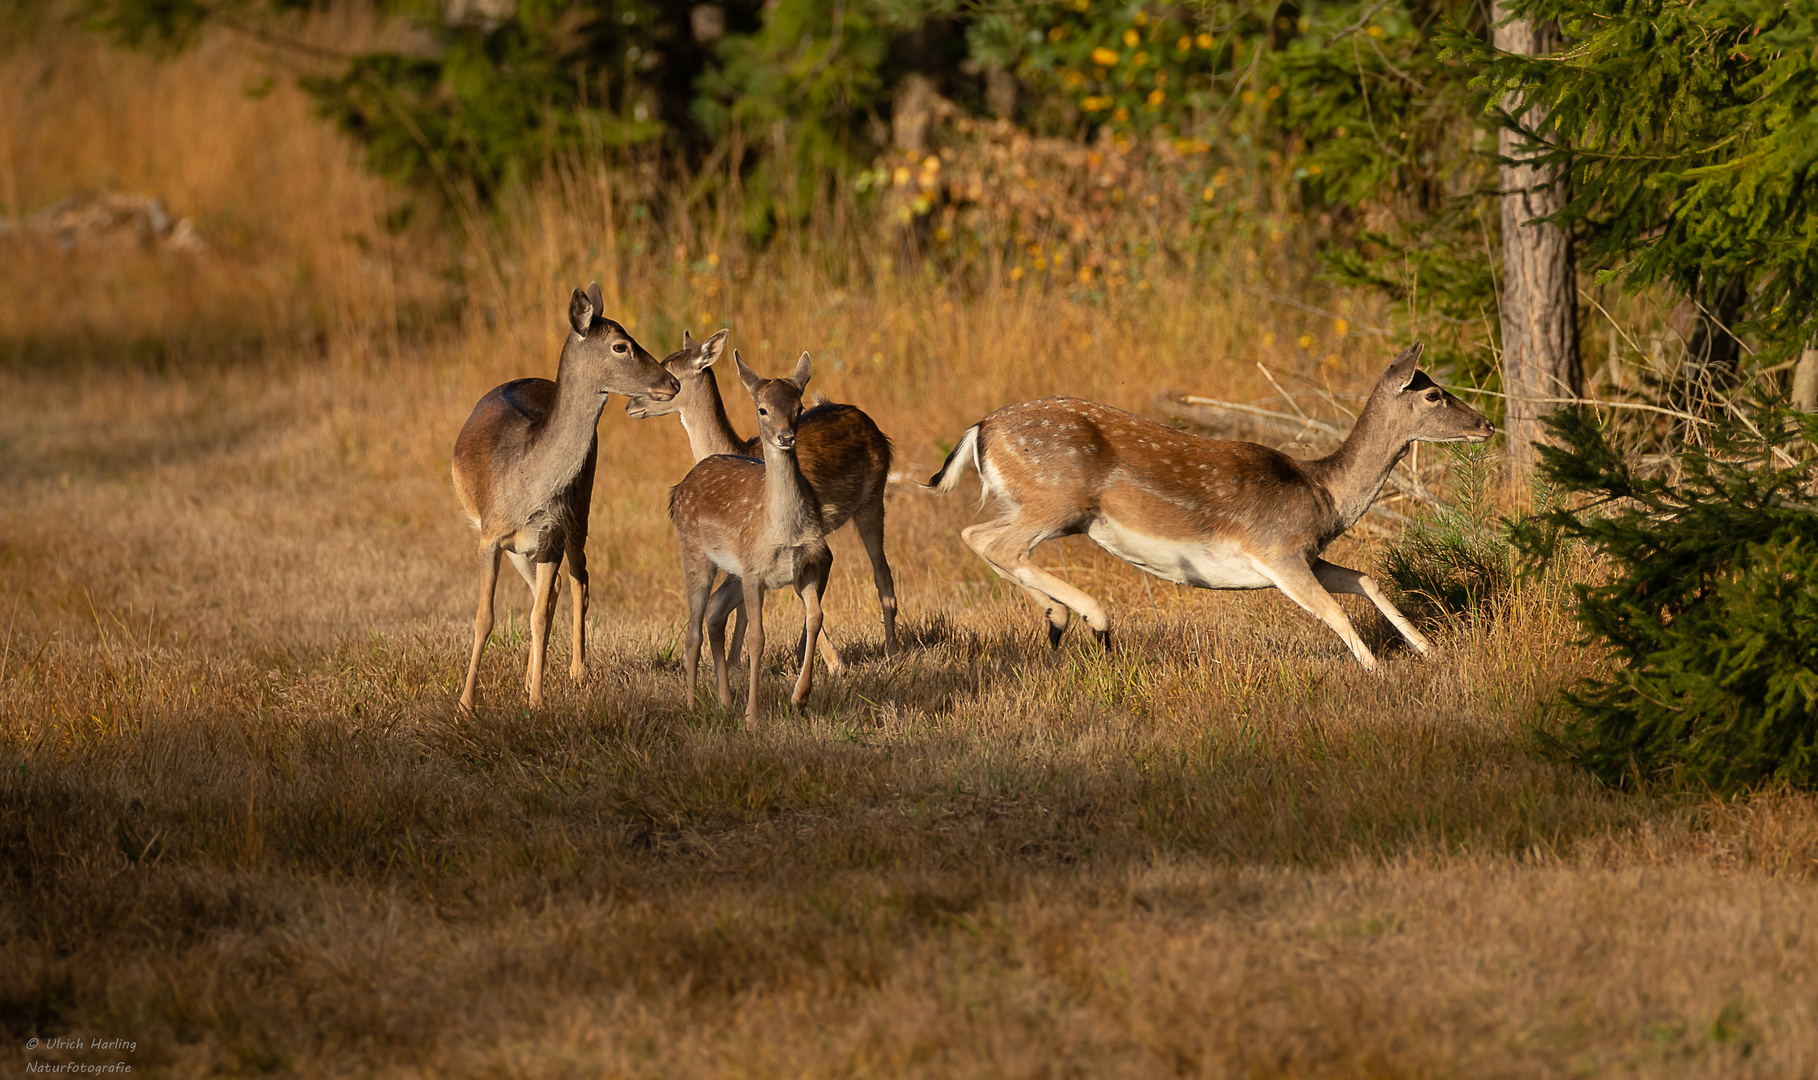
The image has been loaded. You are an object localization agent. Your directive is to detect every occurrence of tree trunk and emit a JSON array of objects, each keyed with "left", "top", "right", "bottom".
[
  {"left": 1794, "top": 346, "right": 1818, "bottom": 413},
  {"left": 1494, "top": 5, "right": 1580, "bottom": 486}
]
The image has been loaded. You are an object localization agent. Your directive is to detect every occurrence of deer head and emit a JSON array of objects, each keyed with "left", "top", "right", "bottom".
[
  {"left": 563, "top": 282, "right": 678, "bottom": 401},
  {"left": 623, "top": 328, "right": 730, "bottom": 420},
  {"left": 737, "top": 350, "right": 812, "bottom": 451},
  {"left": 1371, "top": 343, "right": 1496, "bottom": 445}
]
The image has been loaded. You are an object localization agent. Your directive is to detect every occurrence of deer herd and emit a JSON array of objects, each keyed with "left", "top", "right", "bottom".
[{"left": 453, "top": 282, "right": 1497, "bottom": 723}]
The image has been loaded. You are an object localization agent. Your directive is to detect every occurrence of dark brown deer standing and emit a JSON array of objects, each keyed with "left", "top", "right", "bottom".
[
  {"left": 626, "top": 331, "right": 899, "bottom": 664},
  {"left": 923, "top": 343, "right": 1495, "bottom": 670},
  {"left": 668, "top": 351, "right": 833, "bottom": 727},
  {"left": 451, "top": 283, "right": 678, "bottom": 710}
]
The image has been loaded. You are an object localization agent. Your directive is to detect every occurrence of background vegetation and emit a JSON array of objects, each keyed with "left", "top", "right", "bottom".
[{"left": 4, "top": 0, "right": 1818, "bottom": 1075}]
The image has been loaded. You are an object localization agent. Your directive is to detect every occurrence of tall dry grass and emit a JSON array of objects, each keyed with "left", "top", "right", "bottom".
[{"left": 5, "top": 10, "right": 1818, "bottom": 1079}]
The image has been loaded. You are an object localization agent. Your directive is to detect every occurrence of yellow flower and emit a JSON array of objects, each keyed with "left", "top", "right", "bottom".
[
  {"left": 922, "top": 155, "right": 941, "bottom": 173},
  {"left": 1297, "top": 334, "right": 1314, "bottom": 350},
  {"left": 1113, "top": 107, "right": 1130, "bottom": 122},
  {"left": 1240, "top": 90, "right": 1256, "bottom": 105},
  {"left": 1132, "top": 11, "right": 1147, "bottom": 26},
  {"left": 1122, "top": 28, "right": 1139, "bottom": 47},
  {"left": 705, "top": 252, "right": 720, "bottom": 267},
  {"left": 1034, "top": 257, "right": 1049, "bottom": 271},
  {"left": 1177, "top": 35, "right": 1191, "bottom": 51},
  {"left": 1082, "top": 95, "right": 1110, "bottom": 111},
  {"left": 1262, "top": 332, "right": 1275, "bottom": 346},
  {"left": 1132, "top": 50, "right": 1148, "bottom": 66},
  {"left": 1201, "top": 186, "right": 1215, "bottom": 202},
  {"left": 1266, "top": 85, "right": 1282, "bottom": 100},
  {"left": 1306, "top": 163, "right": 1322, "bottom": 175},
  {"left": 1196, "top": 32, "right": 1213, "bottom": 48},
  {"left": 892, "top": 166, "right": 910, "bottom": 187},
  {"left": 1147, "top": 89, "right": 1165, "bottom": 105},
  {"left": 1091, "top": 46, "right": 1120, "bottom": 67},
  {"left": 1333, "top": 317, "right": 1348, "bottom": 336},
  {"left": 1366, "top": 24, "right": 1384, "bottom": 36},
  {"left": 1010, "top": 266, "right": 1025, "bottom": 281}
]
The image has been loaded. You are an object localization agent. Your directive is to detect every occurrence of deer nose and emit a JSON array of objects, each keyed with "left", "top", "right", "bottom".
[{"left": 776, "top": 434, "right": 796, "bottom": 449}]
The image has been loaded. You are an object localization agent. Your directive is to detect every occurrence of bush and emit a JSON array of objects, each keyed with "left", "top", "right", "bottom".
[
  {"left": 1379, "top": 446, "right": 1512, "bottom": 624},
  {"left": 1511, "top": 399, "right": 1818, "bottom": 794}
]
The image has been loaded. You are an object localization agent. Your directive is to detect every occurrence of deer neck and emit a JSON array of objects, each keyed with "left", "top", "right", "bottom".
[
  {"left": 678, "top": 369, "right": 747, "bottom": 460},
  {"left": 1309, "top": 391, "right": 1411, "bottom": 530},
  {"left": 526, "top": 347, "right": 609, "bottom": 499},
  {"left": 758, "top": 438, "right": 818, "bottom": 543}
]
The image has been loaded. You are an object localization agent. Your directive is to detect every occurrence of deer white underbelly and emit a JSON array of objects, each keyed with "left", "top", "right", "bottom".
[{"left": 1086, "top": 518, "right": 1272, "bottom": 590}]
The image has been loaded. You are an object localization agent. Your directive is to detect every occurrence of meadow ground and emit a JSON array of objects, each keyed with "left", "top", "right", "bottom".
[{"left": 5, "top": 15, "right": 1818, "bottom": 1079}]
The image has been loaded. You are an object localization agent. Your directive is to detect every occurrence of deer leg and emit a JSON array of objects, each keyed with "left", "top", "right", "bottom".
[
  {"left": 741, "top": 578, "right": 767, "bottom": 730},
  {"left": 852, "top": 499, "right": 901, "bottom": 655},
  {"left": 526, "top": 558, "right": 561, "bottom": 706},
  {"left": 681, "top": 556, "right": 717, "bottom": 700},
  {"left": 962, "top": 520, "right": 1075, "bottom": 647},
  {"left": 1313, "top": 560, "right": 1434, "bottom": 657},
  {"left": 564, "top": 537, "right": 590, "bottom": 683},
  {"left": 706, "top": 575, "right": 743, "bottom": 708},
  {"left": 791, "top": 560, "right": 830, "bottom": 711},
  {"left": 460, "top": 545, "right": 503, "bottom": 712},
  {"left": 726, "top": 603, "right": 747, "bottom": 671},
  {"left": 964, "top": 518, "right": 1111, "bottom": 647},
  {"left": 796, "top": 565, "right": 844, "bottom": 677},
  {"left": 1258, "top": 558, "right": 1380, "bottom": 672}
]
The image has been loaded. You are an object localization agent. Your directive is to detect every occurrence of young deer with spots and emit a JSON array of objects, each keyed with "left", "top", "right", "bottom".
[
  {"left": 669, "top": 352, "right": 834, "bottom": 726},
  {"left": 452, "top": 283, "right": 679, "bottom": 710},
  {"left": 626, "top": 330, "right": 899, "bottom": 663},
  {"left": 924, "top": 343, "right": 1494, "bottom": 671}
]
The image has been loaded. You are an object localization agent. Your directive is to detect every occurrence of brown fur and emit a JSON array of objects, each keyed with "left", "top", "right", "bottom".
[
  {"left": 669, "top": 352, "right": 835, "bottom": 726},
  {"left": 451, "top": 283, "right": 678, "bottom": 710},
  {"left": 627, "top": 332, "right": 899, "bottom": 658},
  {"left": 925, "top": 343, "right": 1495, "bottom": 670}
]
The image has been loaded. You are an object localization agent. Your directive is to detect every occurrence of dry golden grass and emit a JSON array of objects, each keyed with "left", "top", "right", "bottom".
[{"left": 6, "top": 13, "right": 1818, "bottom": 1079}]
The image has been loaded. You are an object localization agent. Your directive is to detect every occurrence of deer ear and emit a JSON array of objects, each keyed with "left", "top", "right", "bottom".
[
  {"left": 789, "top": 350, "right": 812, "bottom": 391},
  {"left": 695, "top": 328, "right": 730, "bottom": 371},
  {"left": 735, "top": 350, "right": 761, "bottom": 396},
  {"left": 682, "top": 330, "right": 696, "bottom": 351},
  {"left": 568, "top": 288, "right": 595, "bottom": 336},
  {"left": 585, "top": 281, "right": 603, "bottom": 311},
  {"left": 1386, "top": 341, "right": 1424, "bottom": 391}
]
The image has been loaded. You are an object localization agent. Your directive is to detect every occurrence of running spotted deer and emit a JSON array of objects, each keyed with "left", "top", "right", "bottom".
[
  {"left": 452, "top": 283, "right": 679, "bottom": 710},
  {"left": 669, "top": 351, "right": 834, "bottom": 726},
  {"left": 923, "top": 343, "right": 1495, "bottom": 671},
  {"left": 626, "top": 330, "right": 899, "bottom": 661}
]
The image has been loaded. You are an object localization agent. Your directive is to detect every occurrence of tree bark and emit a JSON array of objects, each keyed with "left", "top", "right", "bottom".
[
  {"left": 1794, "top": 347, "right": 1818, "bottom": 413},
  {"left": 1494, "top": 5, "right": 1580, "bottom": 486}
]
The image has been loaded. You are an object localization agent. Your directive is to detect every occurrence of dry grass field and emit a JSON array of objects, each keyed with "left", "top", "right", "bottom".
[{"left": 5, "top": 14, "right": 1818, "bottom": 1079}]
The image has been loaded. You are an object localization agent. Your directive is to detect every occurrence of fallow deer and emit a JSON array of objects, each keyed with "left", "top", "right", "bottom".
[
  {"left": 923, "top": 343, "right": 1494, "bottom": 671},
  {"left": 452, "top": 283, "right": 679, "bottom": 710},
  {"left": 669, "top": 351, "right": 833, "bottom": 726},
  {"left": 626, "top": 331, "right": 899, "bottom": 662}
]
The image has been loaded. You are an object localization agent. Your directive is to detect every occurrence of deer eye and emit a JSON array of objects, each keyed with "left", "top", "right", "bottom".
[
  {"left": 758, "top": 407, "right": 769, "bottom": 416},
  {"left": 1424, "top": 390, "right": 1442, "bottom": 403},
  {"left": 613, "top": 342, "right": 629, "bottom": 353}
]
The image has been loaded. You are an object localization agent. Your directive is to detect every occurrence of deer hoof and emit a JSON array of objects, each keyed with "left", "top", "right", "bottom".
[
  {"left": 1047, "top": 623, "right": 1065, "bottom": 650},
  {"left": 1092, "top": 627, "right": 1112, "bottom": 651}
]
